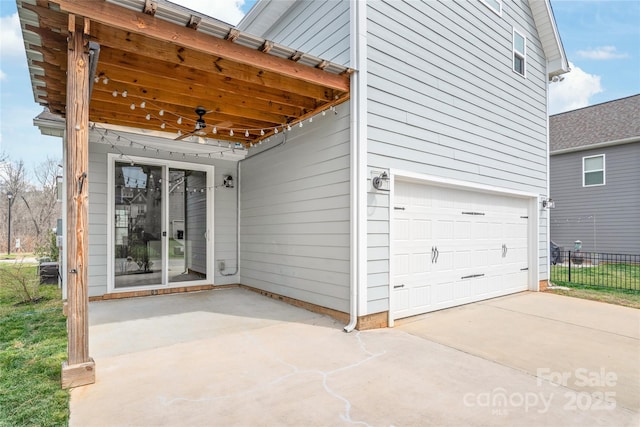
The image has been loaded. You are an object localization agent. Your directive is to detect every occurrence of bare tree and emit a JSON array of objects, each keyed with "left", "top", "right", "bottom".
[
  {"left": 0, "top": 157, "right": 62, "bottom": 253},
  {"left": 24, "top": 157, "right": 61, "bottom": 241}
]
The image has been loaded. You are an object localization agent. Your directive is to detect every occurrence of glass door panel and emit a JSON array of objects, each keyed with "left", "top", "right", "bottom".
[
  {"left": 114, "top": 162, "right": 164, "bottom": 288},
  {"left": 168, "top": 168, "right": 207, "bottom": 283}
]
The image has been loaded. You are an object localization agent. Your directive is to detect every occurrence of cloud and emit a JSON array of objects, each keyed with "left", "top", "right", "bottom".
[
  {"left": 0, "top": 13, "right": 24, "bottom": 59},
  {"left": 575, "top": 46, "right": 629, "bottom": 60},
  {"left": 172, "top": 0, "right": 246, "bottom": 25},
  {"left": 0, "top": 69, "right": 6, "bottom": 81},
  {"left": 549, "top": 63, "right": 603, "bottom": 115}
]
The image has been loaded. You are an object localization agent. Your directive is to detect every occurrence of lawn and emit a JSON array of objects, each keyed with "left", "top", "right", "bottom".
[
  {"left": 546, "top": 283, "right": 640, "bottom": 309},
  {"left": 0, "top": 264, "right": 69, "bottom": 427},
  {"left": 550, "top": 262, "right": 640, "bottom": 291}
]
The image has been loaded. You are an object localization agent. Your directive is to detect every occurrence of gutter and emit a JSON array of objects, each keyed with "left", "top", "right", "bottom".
[
  {"left": 88, "top": 42, "right": 100, "bottom": 98},
  {"left": 550, "top": 136, "right": 639, "bottom": 155}
]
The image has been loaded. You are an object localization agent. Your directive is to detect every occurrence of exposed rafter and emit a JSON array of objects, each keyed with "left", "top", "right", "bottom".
[{"left": 18, "top": 0, "right": 351, "bottom": 146}]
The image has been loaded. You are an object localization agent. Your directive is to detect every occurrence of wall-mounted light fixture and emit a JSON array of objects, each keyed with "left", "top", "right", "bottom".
[
  {"left": 372, "top": 171, "right": 389, "bottom": 190},
  {"left": 223, "top": 175, "right": 234, "bottom": 188},
  {"left": 542, "top": 198, "right": 555, "bottom": 209}
]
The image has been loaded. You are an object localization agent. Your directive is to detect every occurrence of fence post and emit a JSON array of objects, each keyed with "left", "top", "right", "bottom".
[{"left": 568, "top": 250, "right": 571, "bottom": 283}]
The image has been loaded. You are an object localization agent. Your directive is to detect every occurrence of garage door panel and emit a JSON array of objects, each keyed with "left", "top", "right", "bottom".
[{"left": 392, "top": 181, "right": 531, "bottom": 320}]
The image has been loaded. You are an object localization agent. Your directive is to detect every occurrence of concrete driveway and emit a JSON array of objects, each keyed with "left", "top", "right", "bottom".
[{"left": 70, "top": 288, "right": 639, "bottom": 426}]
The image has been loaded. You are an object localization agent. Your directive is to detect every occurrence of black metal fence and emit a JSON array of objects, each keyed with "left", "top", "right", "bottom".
[{"left": 550, "top": 251, "right": 640, "bottom": 291}]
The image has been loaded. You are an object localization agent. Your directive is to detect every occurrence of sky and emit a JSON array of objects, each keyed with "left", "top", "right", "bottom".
[{"left": 0, "top": 0, "right": 639, "bottom": 176}]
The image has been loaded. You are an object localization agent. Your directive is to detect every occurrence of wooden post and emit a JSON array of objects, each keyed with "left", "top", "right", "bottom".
[{"left": 61, "top": 14, "right": 95, "bottom": 389}]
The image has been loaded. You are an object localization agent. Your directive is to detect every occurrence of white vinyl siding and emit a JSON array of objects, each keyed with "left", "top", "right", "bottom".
[
  {"left": 240, "top": 104, "right": 351, "bottom": 313},
  {"left": 583, "top": 154, "right": 605, "bottom": 186},
  {"left": 513, "top": 28, "right": 526, "bottom": 77},
  {"left": 365, "top": 0, "right": 549, "bottom": 313},
  {"left": 243, "top": 0, "right": 350, "bottom": 67},
  {"left": 86, "top": 134, "right": 238, "bottom": 297},
  {"left": 480, "top": 0, "right": 502, "bottom": 16}
]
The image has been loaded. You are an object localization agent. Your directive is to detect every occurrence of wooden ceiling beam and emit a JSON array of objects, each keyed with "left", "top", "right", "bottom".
[
  {"left": 89, "top": 111, "right": 259, "bottom": 144},
  {"left": 91, "top": 82, "right": 303, "bottom": 121},
  {"left": 90, "top": 24, "right": 338, "bottom": 102},
  {"left": 89, "top": 88, "right": 287, "bottom": 128},
  {"left": 51, "top": 0, "right": 350, "bottom": 92},
  {"left": 30, "top": 46, "right": 66, "bottom": 68},
  {"left": 23, "top": 3, "right": 68, "bottom": 29},
  {"left": 93, "top": 62, "right": 320, "bottom": 114},
  {"left": 88, "top": 99, "right": 272, "bottom": 134}
]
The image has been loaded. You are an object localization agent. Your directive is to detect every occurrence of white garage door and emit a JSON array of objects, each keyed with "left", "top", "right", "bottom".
[{"left": 392, "top": 181, "right": 530, "bottom": 319}]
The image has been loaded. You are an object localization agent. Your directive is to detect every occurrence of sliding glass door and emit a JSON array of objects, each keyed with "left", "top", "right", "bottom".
[
  {"left": 112, "top": 159, "right": 210, "bottom": 290},
  {"left": 168, "top": 168, "right": 207, "bottom": 283}
]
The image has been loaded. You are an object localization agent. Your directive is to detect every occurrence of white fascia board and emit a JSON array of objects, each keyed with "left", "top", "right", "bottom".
[{"left": 529, "top": 0, "right": 569, "bottom": 77}]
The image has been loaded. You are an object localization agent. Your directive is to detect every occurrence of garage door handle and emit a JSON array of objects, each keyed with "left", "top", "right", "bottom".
[
  {"left": 502, "top": 244, "right": 508, "bottom": 257},
  {"left": 461, "top": 274, "right": 485, "bottom": 279},
  {"left": 394, "top": 284, "right": 405, "bottom": 289},
  {"left": 431, "top": 246, "right": 439, "bottom": 263}
]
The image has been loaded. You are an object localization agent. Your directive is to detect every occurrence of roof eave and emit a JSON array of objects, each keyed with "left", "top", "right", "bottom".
[
  {"left": 529, "top": 0, "right": 570, "bottom": 78},
  {"left": 551, "top": 136, "right": 640, "bottom": 155}
]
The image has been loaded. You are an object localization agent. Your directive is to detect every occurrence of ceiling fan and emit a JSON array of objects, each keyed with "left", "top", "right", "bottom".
[{"left": 175, "top": 106, "right": 209, "bottom": 141}]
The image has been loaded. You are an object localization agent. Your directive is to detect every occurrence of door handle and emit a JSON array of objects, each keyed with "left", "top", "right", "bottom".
[
  {"left": 434, "top": 246, "right": 439, "bottom": 263},
  {"left": 394, "top": 284, "right": 405, "bottom": 289},
  {"left": 431, "top": 246, "right": 436, "bottom": 263}
]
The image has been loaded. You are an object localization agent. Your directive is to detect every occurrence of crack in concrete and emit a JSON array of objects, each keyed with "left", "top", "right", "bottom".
[{"left": 157, "top": 330, "right": 385, "bottom": 426}]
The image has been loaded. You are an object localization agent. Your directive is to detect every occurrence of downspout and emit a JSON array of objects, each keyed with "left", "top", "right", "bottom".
[
  {"left": 220, "top": 133, "right": 288, "bottom": 277},
  {"left": 344, "top": 0, "right": 366, "bottom": 332},
  {"left": 88, "top": 42, "right": 100, "bottom": 99}
]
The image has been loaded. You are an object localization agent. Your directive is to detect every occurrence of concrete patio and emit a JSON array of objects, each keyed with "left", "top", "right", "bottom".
[{"left": 70, "top": 288, "right": 639, "bottom": 426}]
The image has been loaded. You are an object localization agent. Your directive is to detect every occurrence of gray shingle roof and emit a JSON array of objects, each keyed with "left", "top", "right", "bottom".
[{"left": 549, "top": 94, "right": 640, "bottom": 152}]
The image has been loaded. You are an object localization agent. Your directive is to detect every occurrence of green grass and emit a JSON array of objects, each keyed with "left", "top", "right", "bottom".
[
  {"left": 0, "top": 266, "right": 69, "bottom": 427},
  {"left": 550, "top": 263, "right": 640, "bottom": 291},
  {"left": 546, "top": 282, "right": 640, "bottom": 309}
]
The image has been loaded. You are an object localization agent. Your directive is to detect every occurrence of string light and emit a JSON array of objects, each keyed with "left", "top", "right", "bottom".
[{"left": 93, "top": 79, "right": 342, "bottom": 146}]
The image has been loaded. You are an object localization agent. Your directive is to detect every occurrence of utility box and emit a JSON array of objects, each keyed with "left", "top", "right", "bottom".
[{"left": 39, "top": 262, "right": 59, "bottom": 285}]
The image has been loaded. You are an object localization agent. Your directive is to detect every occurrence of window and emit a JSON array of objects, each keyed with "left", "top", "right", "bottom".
[
  {"left": 513, "top": 29, "right": 526, "bottom": 77},
  {"left": 480, "top": 0, "right": 502, "bottom": 16},
  {"left": 583, "top": 154, "right": 605, "bottom": 186}
]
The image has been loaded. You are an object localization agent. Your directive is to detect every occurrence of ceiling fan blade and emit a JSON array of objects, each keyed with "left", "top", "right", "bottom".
[{"left": 174, "top": 129, "right": 196, "bottom": 141}]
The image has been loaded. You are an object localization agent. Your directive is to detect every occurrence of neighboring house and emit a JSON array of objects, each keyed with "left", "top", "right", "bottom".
[
  {"left": 549, "top": 94, "right": 640, "bottom": 255},
  {"left": 16, "top": 0, "right": 568, "bottom": 387}
]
